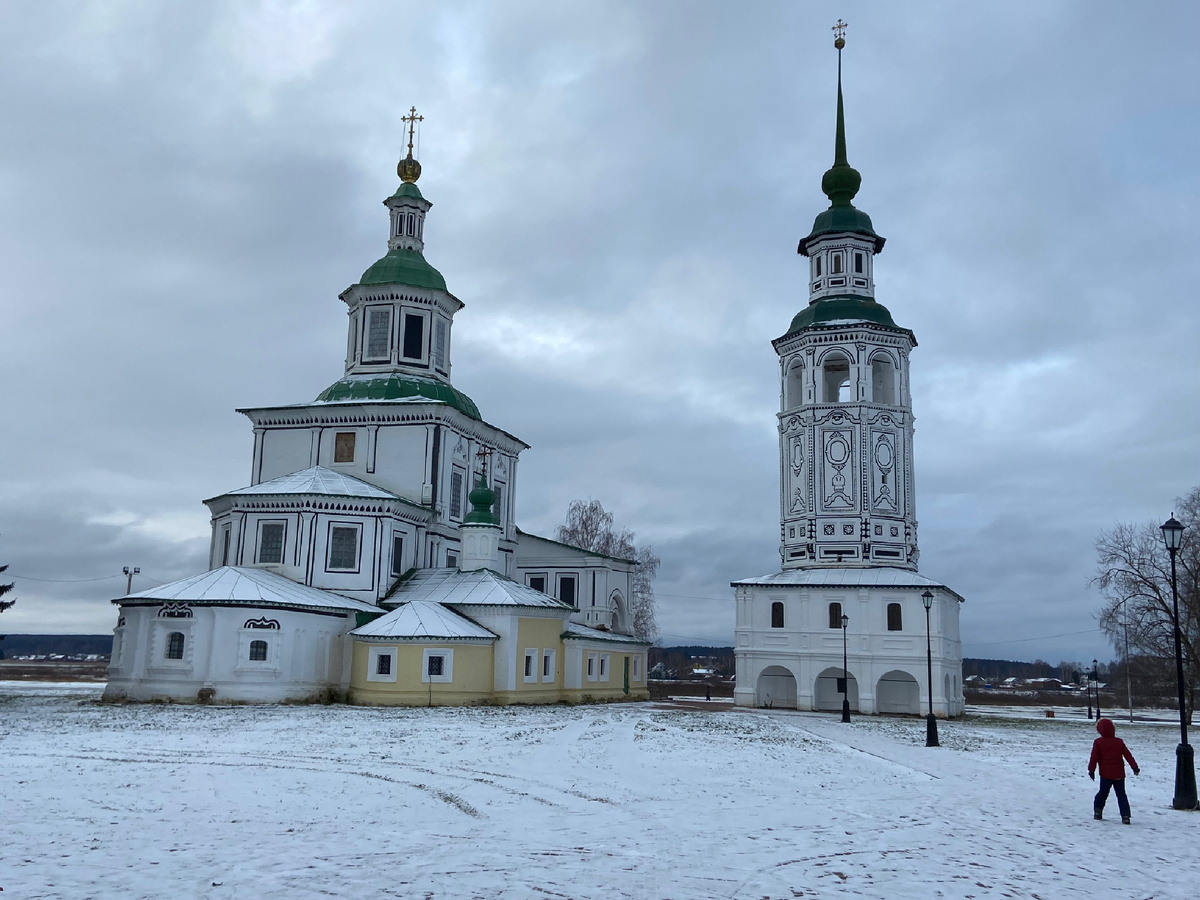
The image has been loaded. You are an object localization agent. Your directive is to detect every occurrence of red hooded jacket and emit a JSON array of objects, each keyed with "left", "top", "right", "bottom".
[{"left": 1088, "top": 718, "right": 1139, "bottom": 780}]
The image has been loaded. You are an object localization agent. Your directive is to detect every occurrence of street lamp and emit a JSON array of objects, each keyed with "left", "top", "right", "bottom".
[
  {"left": 1160, "top": 514, "right": 1197, "bottom": 811},
  {"left": 922, "top": 590, "right": 939, "bottom": 747},
  {"left": 841, "top": 612, "right": 851, "bottom": 723},
  {"left": 1093, "top": 658, "right": 1101, "bottom": 721}
]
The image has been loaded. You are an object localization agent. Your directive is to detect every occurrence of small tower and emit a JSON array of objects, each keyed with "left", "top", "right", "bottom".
[
  {"left": 459, "top": 475, "right": 502, "bottom": 572},
  {"left": 776, "top": 28, "right": 917, "bottom": 570}
]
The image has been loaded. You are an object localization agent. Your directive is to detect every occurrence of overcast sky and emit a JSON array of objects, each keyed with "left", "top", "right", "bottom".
[{"left": 1, "top": 1, "right": 1197, "bottom": 665}]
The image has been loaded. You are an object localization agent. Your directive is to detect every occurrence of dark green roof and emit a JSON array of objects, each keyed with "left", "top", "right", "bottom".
[
  {"left": 315, "top": 374, "right": 481, "bottom": 420},
  {"left": 798, "top": 205, "right": 885, "bottom": 255},
  {"left": 390, "top": 182, "right": 425, "bottom": 201},
  {"left": 359, "top": 247, "right": 447, "bottom": 291},
  {"left": 784, "top": 295, "right": 904, "bottom": 335}
]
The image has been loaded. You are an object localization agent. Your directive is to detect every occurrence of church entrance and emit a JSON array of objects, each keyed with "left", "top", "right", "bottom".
[
  {"left": 876, "top": 670, "right": 921, "bottom": 715},
  {"left": 756, "top": 666, "right": 797, "bottom": 709},
  {"left": 814, "top": 667, "right": 858, "bottom": 711}
]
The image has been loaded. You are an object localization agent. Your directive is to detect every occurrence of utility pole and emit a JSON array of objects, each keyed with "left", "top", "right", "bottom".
[{"left": 123, "top": 566, "right": 140, "bottom": 595}]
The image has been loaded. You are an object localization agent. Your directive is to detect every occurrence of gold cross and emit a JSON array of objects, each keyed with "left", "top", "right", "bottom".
[
  {"left": 401, "top": 106, "right": 424, "bottom": 155},
  {"left": 832, "top": 19, "right": 848, "bottom": 48},
  {"left": 475, "top": 445, "right": 492, "bottom": 476}
]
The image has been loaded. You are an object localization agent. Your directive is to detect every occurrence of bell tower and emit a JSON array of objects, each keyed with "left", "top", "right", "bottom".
[{"left": 775, "top": 24, "right": 919, "bottom": 570}]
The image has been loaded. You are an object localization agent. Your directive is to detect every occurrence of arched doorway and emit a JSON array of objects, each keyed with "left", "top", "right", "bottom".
[
  {"left": 815, "top": 667, "right": 858, "bottom": 712},
  {"left": 757, "top": 665, "right": 797, "bottom": 709},
  {"left": 876, "top": 670, "right": 921, "bottom": 715}
]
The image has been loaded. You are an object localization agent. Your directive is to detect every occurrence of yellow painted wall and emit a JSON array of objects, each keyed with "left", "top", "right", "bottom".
[
  {"left": 565, "top": 651, "right": 649, "bottom": 702},
  {"left": 510, "top": 616, "right": 565, "bottom": 701},
  {"left": 348, "top": 640, "right": 495, "bottom": 706}
]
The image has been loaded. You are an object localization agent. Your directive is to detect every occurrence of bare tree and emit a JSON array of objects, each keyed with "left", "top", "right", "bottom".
[
  {"left": 557, "top": 499, "right": 659, "bottom": 642},
  {"left": 1093, "top": 485, "right": 1199, "bottom": 722}
]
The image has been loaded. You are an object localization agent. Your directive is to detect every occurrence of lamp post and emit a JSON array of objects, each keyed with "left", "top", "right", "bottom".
[
  {"left": 1093, "top": 658, "right": 1101, "bottom": 720},
  {"left": 1160, "top": 514, "right": 1197, "bottom": 811},
  {"left": 122, "top": 566, "right": 140, "bottom": 595},
  {"left": 841, "top": 612, "right": 851, "bottom": 723},
  {"left": 922, "top": 590, "right": 939, "bottom": 747}
]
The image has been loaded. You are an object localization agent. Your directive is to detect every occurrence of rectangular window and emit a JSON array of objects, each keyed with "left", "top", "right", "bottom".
[
  {"left": 368, "top": 647, "right": 397, "bottom": 682},
  {"left": 422, "top": 648, "right": 453, "bottom": 683},
  {"left": 450, "top": 470, "right": 464, "bottom": 519},
  {"left": 829, "top": 601, "right": 843, "bottom": 629},
  {"left": 633, "top": 656, "right": 641, "bottom": 681},
  {"left": 327, "top": 525, "right": 360, "bottom": 571},
  {"left": 376, "top": 654, "right": 391, "bottom": 675},
  {"left": 402, "top": 313, "right": 425, "bottom": 360},
  {"left": 559, "top": 575, "right": 577, "bottom": 607},
  {"left": 257, "top": 522, "right": 285, "bottom": 565},
  {"left": 406, "top": 213, "right": 415, "bottom": 236},
  {"left": 390, "top": 534, "right": 405, "bottom": 577},
  {"left": 493, "top": 484, "right": 503, "bottom": 524},
  {"left": 528, "top": 575, "right": 546, "bottom": 593},
  {"left": 334, "top": 432, "right": 356, "bottom": 464},
  {"left": 427, "top": 655, "right": 444, "bottom": 677},
  {"left": 542, "top": 649, "right": 555, "bottom": 680},
  {"left": 587, "top": 653, "right": 596, "bottom": 681},
  {"left": 887, "top": 602, "right": 903, "bottom": 632},
  {"left": 365, "top": 308, "right": 391, "bottom": 360},
  {"left": 434, "top": 320, "right": 447, "bottom": 370},
  {"left": 832, "top": 253, "right": 843, "bottom": 274},
  {"left": 249, "top": 640, "right": 268, "bottom": 661},
  {"left": 221, "top": 526, "right": 231, "bottom": 566},
  {"left": 854, "top": 252, "right": 864, "bottom": 274},
  {"left": 524, "top": 650, "right": 537, "bottom": 683},
  {"left": 815, "top": 256, "right": 822, "bottom": 277},
  {"left": 446, "top": 551, "right": 458, "bottom": 569},
  {"left": 599, "top": 654, "right": 609, "bottom": 681}
]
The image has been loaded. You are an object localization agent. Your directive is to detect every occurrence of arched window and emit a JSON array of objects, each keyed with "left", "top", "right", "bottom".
[
  {"left": 771, "top": 601, "right": 785, "bottom": 628},
  {"left": 831, "top": 253, "right": 843, "bottom": 274},
  {"left": 821, "top": 352, "right": 851, "bottom": 403},
  {"left": 785, "top": 360, "right": 805, "bottom": 409},
  {"left": 165, "top": 632, "right": 185, "bottom": 660},
  {"left": 828, "top": 602, "right": 842, "bottom": 629},
  {"left": 249, "top": 640, "right": 268, "bottom": 661},
  {"left": 871, "top": 354, "right": 896, "bottom": 405},
  {"left": 887, "top": 603, "right": 903, "bottom": 631}
]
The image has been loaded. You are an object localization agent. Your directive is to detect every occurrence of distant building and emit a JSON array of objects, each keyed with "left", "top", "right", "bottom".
[
  {"left": 104, "top": 120, "right": 648, "bottom": 705},
  {"left": 732, "top": 39, "right": 965, "bottom": 717}
]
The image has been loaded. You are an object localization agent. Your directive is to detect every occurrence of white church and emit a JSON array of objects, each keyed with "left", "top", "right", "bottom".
[
  {"left": 733, "top": 42, "right": 966, "bottom": 716},
  {"left": 104, "top": 114, "right": 650, "bottom": 706}
]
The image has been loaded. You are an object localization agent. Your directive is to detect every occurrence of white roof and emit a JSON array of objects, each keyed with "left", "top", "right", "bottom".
[
  {"left": 350, "top": 600, "right": 496, "bottom": 642},
  {"left": 732, "top": 566, "right": 964, "bottom": 602},
  {"left": 562, "top": 622, "right": 651, "bottom": 646},
  {"left": 388, "top": 568, "right": 573, "bottom": 610},
  {"left": 215, "top": 466, "right": 399, "bottom": 501},
  {"left": 116, "top": 566, "right": 379, "bottom": 612}
]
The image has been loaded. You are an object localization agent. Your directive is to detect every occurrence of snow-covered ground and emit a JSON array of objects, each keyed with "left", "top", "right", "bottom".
[{"left": 3, "top": 683, "right": 1197, "bottom": 899}]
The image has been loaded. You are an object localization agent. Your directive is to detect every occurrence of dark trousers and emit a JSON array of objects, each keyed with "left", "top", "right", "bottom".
[{"left": 1095, "top": 777, "right": 1130, "bottom": 818}]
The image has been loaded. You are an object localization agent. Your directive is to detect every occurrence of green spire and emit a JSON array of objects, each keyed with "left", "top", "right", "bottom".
[
  {"left": 463, "top": 475, "right": 500, "bottom": 526},
  {"left": 821, "top": 45, "right": 862, "bottom": 207}
]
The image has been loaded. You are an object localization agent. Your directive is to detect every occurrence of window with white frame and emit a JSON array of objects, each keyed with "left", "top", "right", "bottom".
[
  {"left": 446, "top": 551, "right": 458, "bottom": 569},
  {"left": 586, "top": 652, "right": 597, "bottom": 682},
  {"left": 365, "top": 307, "right": 392, "bottom": 361},
  {"left": 326, "top": 524, "right": 360, "bottom": 572},
  {"left": 248, "top": 640, "right": 268, "bottom": 662},
  {"left": 422, "top": 648, "right": 453, "bottom": 683},
  {"left": 220, "top": 525, "right": 231, "bottom": 566},
  {"left": 257, "top": 521, "right": 286, "bottom": 565},
  {"left": 523, "top": 649, "right": 537, "bottom": 683},
  {"left": 599, "top": 653, "right": 610, "bottom": 682},
  {"left": 527, "top": 574, "right": 547, "bottom": 593},
  {"left": 367, "top": 647, "right": 397, "bottom": 682},
  {"left": 390, "top": 533, "right": 405, "bottom": 577},
  {"left": 333, "top": 432, "right": 356, "bottom": 464},
  {"left": 450, "top": 470, "right": 464, "bottom": 520},
  {"left": 165, "top": 631, "right": 185, "bottom": 660},
  {"left": 433, "top": 319, "right": 447, "bottom": 370},
  {"left": 541, "top": 649, "right": 556, "bottom": 682},
  {"left": 402, "top": 312, "right": 426, "bottom": 360},
  {"left": 558, "top": 574, "right": 577, "bottom": 607},
  {"left": 632, "top": 656, "right": 642, "bottom": 682}
]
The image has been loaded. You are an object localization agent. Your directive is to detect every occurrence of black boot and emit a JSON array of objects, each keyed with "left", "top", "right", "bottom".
[{"left": 1093, "top": 809, "right": 1103, "bottom": 820}]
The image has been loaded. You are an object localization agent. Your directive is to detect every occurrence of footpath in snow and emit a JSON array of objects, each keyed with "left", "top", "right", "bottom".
[{"left": 2, "top": 682, "right": 1197, "bottom": 899}]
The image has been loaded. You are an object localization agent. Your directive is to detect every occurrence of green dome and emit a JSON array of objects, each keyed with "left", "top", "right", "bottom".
[
  {"left": 315, "top": 374, "right": 481, "bottom": 420},
  {"left": 785, "top": 295, "right": 903, "bottom": 335},
  {"left": 464, "top": 477, "right": 500, "bottom": 526},
  {"left": 798, "top": 205, "right": 885, "bottom": 255},
  {"left": 390, "top": 181, "right": 425, "bottom": 201},
  {"left": 359, "top": 247, "right": 447, "bottom": 291}
]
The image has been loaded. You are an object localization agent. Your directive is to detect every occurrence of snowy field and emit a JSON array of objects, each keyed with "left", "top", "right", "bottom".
[{"left": 3, "top": 683, "right": 1198, "bottom": 899}]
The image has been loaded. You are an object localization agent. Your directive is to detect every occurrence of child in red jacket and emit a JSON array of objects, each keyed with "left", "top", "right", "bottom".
[{"left": 1089, "top": 717, "right": 1140, "bottom": 824}]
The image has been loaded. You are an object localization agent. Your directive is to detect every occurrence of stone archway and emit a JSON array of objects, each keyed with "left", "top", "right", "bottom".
[
  {"left": 876, "top": 669, "right": 921, "bottom": 715},
  {"left": 757, "top": 665, "right": 798, "bottom": 709},
  {"left": 815, "top": 667, "right": 859, "bottom": 712}
]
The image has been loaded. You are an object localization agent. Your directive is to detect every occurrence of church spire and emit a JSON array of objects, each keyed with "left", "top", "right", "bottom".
[
  {"left": 398, "top": 106, "right": 424, "bottom": 184},
  {"left": 821, "top": 21, "right": 861, "bottom": 208}
]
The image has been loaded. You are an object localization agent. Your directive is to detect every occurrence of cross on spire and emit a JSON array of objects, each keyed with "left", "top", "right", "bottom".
[
  {"left": 401, "top": 106, "right": 424, "bottom": 157},
  {"left": 475, "top": 445, "right": 493, "bottom": 477},
  {"left": 832, "top": 19, "right": 847, "bottom": 49}
]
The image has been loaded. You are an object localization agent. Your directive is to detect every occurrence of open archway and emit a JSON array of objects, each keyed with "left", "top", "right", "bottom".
[
  {"left": 815, "top": 666, "right": 859, "bottom": 711},
  {"left": 876, "top": 670, "right": 921, "bottom": 715},
  {"left": 757, "top": 665, "right": 797, "bottom": 709}
]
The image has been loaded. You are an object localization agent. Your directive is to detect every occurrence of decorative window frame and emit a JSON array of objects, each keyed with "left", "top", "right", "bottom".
[
  {"left": 362, "top": 305, "right": 394, "bottom": 363},
  {"left": 149, "top": 620, "right": 195, "bottom": 672},
  {"left": 390, "top": 532, "right": 406, "bottom": 578},
  {"left": 449, "top": 468, "right": 465, "bottom": 521},
  {"left": 526, "top": 573, "right": 548, "bottom": 594},
  {"left": 367, "top": 646, "right": 397, "bottom": 683},
  {"left": 541, "top": 648, "right": 556, "bottom": 683},
  {"left": 523, "top": 648, "right": 538, "bottom": 684},
  {"left": 422, "top": 648, "right": 453, "bottom": 683},
  {"left": 400, "top": 309, "right": 431, "bottom": 363},
  {"left": 333, "top": 431, "right": 357, "bottom": 465},
  {"left": 557, "top": 573, "right": 578, "bottom": 607},
  {"left": 325, "top": 521, "right": 363, "bottom": 573},
  {"left": 599, "top": 653, "right": 610, "bottom": 682},
  {"left": 256, "top": 519, "right": 288, "bottom": 566},
  {"left": 235, "top": 628, "right": 280, "bottom": 673}
]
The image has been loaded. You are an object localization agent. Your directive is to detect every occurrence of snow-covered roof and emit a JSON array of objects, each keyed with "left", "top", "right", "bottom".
[
  {"left": 115, "top": 566, "right": 379, "bottom": 612},
  {"left": 211, "top": 466, "right": 400, "bottom": 502},
  {"left": 561, "top": 622, "right": 651, "bottom": 646},
  {"left": 350, "top": 600, "right": 496, "bottom": 642},
  {"left": 388, "top": 568, "right": 574, "bottom": 610},
  {"left": 732, "top": 566, "right": 965, "bottom": 602}
]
